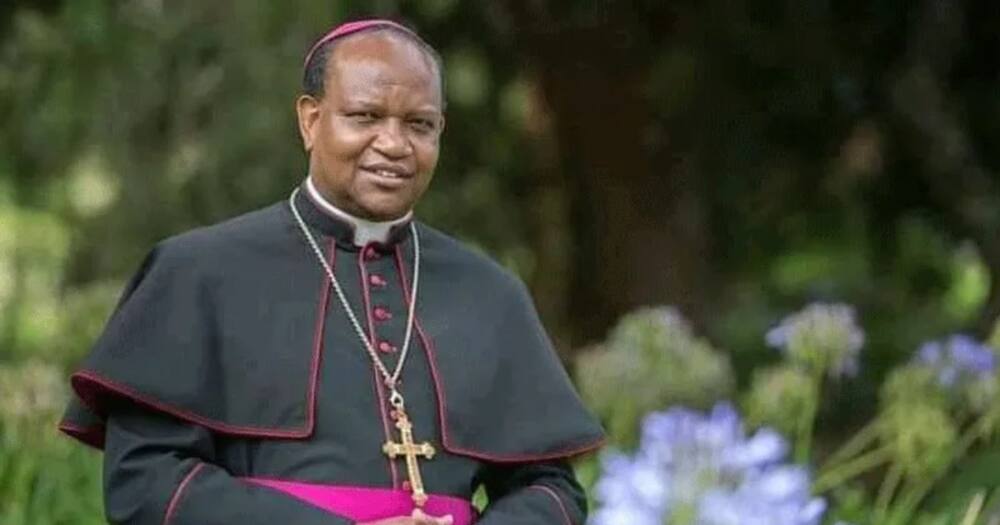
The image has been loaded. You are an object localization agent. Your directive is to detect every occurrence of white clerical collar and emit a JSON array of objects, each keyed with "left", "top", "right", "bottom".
[{"left": 305, "top": 176, "right": 412, "bottom": 247}]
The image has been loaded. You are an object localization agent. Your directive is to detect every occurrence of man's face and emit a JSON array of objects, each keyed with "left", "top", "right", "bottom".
[{"left": 297, "top": 32, "right": 444, "bottom": 221}]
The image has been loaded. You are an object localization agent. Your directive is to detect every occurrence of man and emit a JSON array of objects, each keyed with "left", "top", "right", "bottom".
[{"left": 59, "top": 19, "right": 605, "bottom": 525}]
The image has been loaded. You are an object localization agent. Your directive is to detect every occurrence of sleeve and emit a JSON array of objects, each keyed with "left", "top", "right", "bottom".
[
  {"left": 102, "top": 399, "right": 353, "bottom": 525},
  {"left": 475, "top": 460, "right": 586, "bottom": 525}
]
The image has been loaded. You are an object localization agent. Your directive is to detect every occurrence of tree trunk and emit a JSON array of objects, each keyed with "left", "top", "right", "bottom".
[{"left": 506, "top": 3, "right": 712, "bottom": 349}]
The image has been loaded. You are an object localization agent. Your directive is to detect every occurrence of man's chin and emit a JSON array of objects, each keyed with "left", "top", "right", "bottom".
[{"left": 357, "top": 201, "right": 413, "bottom": 222}]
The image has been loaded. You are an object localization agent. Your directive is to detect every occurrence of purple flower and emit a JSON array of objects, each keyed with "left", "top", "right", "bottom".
[
  {"left": 915, "top": 335, "right": 996, "bottom": 388},
  {"left": 721, "top": 428, "right": 789, "bottom": 471},
  {"left": 697, "top": 467, "right": 826, "bottom": 525},
  {"left": 766, "top": 303, "right": 865, "bottom": 378},
  {"left": 590, "top": 403, "right": 826, "bottom": 525}
]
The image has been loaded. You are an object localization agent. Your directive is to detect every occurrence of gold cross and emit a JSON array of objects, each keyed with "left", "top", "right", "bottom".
[{"left": 382, "top": 409, "right": 436, "bottom": 507}]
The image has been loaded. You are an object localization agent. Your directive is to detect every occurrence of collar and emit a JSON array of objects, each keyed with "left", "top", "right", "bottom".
[{"left": 292, "top": 178, "right": 413, "bottom": 250}]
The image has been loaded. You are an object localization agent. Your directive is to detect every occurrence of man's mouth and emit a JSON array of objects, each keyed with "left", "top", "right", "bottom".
[
  {"left": 371, "top": 169, "right": 405, "bottom": 179},
  {"left": 361, "top": 165, "right": 413, "bottom": 180}
]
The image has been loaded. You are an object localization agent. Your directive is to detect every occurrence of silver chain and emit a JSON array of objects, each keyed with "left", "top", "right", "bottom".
[{"left": 287, "top": 187, "right": 420, "bottom": 409}]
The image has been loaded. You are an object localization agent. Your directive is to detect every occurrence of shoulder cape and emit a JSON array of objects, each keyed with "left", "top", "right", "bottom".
[{"left": 60, "top": 201, "right": 605, "bottom": 462}]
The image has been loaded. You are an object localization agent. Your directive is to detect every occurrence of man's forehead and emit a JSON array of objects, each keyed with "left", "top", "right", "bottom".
[
  {"left": 330, "top": 32, "right": 435, "bottom": 74},
  {"left": 326, "top": 34, "right": 439, "bottom": 93}
]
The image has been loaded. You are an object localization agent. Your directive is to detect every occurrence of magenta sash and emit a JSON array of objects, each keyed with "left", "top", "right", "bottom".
[{"left": 243, "top": 478, "right": 476, "bottom": 524}]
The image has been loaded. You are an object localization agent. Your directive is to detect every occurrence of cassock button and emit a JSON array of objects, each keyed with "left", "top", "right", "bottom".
[
  {"left": 363, "top": 246, "right": 380, "bottom": 261},
  {"left": 378, "top": 341, "right": 397, "bottom": 353},
  {"left": 373, "top": 307, "right": 393, "bottom": 321},
  {"left": 369, "top": 274, "right": 387, "bottom": 287}
]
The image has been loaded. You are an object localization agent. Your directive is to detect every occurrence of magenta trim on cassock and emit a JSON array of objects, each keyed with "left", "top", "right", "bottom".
[
  {"left": 243, "top": 478, "right": 475, "bottom": 524},
  {"left": 529, "top": 484, "right": 574, "bottom": 525},
  {"left": 163, "top": 463, "right": 205, "bottom": 525},
  {"left": 303, "top": 19, "right": 416, "bottom": 69}
]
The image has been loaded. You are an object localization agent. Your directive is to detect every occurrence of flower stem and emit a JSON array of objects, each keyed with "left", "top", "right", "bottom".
[
  {"left": 813, "top": 446, "right": 894, "bottom": 493},
  {"left": 959, "top": 490, "right": 986, "bottom": 525},
  {"left": 885, "top": 477, "right": 933, "bottom": 525},
  {"left": 956, "top": 413, "right": 994, "bottom": 454},
  {"left": 819, "top": 419, "right": 881, "bottom": 472},
  {"left": 884, "top": 414, "right": 994, "bottom": 523},
  {"left": 873, "top": 463, "right": 904, "bottom": 523},
  {"left": 794, "top": 370, "right": 824, "bottom": 463}
]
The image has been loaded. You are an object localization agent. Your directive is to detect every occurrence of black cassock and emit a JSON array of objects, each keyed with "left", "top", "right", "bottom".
[{"left": 59, "top": 185, "right": 605, "bottom": 524}]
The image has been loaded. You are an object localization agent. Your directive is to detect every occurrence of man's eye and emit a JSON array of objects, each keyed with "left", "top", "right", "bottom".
[
  {"left": 349, "top": 112, "right": 379, "bottom": 122},
  {"left": 409, "top": 119, "right": 435, "bottom": 132}
]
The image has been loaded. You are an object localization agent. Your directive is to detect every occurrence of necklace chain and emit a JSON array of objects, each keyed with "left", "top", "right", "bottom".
[{"left": 288, "top": 188, "right": 419, "bottom": 409}]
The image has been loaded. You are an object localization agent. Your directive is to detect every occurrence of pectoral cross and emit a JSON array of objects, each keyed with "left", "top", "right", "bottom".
[{"left": 382, "top": 409, "right": 436, "bottom": 507}]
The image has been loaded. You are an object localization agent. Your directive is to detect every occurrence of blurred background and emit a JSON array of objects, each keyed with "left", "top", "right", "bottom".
[{"left": 1, "top": 1, "right": 999, "bottom": 523}]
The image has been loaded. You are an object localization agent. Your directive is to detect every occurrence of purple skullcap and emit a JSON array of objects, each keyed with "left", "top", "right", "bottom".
[{"left": 303, "top": 19, "right": 417, "bottom": 70}]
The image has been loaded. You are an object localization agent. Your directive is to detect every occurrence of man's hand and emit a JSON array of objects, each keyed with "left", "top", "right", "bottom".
[{"left": 356, "top": 508, "right": 454, "bottom": 525}]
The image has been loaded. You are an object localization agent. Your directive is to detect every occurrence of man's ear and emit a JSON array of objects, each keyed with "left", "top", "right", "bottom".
[{"left": 296, "top": 94, "right": 322, "bottom": 152}]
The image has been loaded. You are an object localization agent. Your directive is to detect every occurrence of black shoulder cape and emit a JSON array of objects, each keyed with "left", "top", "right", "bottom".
[{"left": 60, "top": 190, "right": 605, "bottom": 463}]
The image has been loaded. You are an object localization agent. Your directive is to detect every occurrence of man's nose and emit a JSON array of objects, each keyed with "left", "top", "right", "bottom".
[{"left": 372, "top": 119, "right": 413, "bottom": 158}]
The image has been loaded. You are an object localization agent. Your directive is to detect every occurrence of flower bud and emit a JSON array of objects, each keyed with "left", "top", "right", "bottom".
[
  {"left": 766, "top": 303, "right": 864, "bottom": 378},
  {"left": 577, "top": 307, "right": 734, "bottom": 446},
  {"left": 744, "top": 365, "right": 816, "bottom": 436},
  {"left": 879, "top": 402, "right": 957, "bottom": 478}
]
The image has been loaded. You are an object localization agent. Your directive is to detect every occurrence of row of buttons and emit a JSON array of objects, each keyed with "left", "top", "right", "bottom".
[{"left": 363, "top": 245, "right": 398, "bottom": 354}]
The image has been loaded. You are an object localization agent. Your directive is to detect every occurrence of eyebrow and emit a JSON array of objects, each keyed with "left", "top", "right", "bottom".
[
  {"left": 337, "top": 98, "right": 381, "bottom": 108},
  {"left": 337, "top": 99, "right": 442, "bottom": 115},
  {"left": 407, "top": 109, "right": 443, "bottom": 118}
]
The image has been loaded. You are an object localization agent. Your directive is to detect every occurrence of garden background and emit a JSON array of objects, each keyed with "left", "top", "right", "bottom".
[{"left": 2, "top": 1, "right": 1000, "bottom": 523}]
